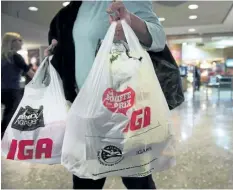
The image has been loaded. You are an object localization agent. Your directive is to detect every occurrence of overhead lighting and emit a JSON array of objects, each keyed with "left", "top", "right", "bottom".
[
  {"left": 63, "top": 1, "right": 70, "bottom": 7},
  {"left": 188, "top": 28, "right": 196, "bottom": 32},
  {"left": 216, "top": 46, "right": 225, "bottom": 49},
  {"left": 188, "top": 4, "right": 198, "bottom": 10},
  {"left": 28, "top": 6, "right": 38, "bottom": 11},
  {"left": 159, "top": 17, "right": 165, "bottom": 22},
  {"left": 189, "top": 15, "right": 197, "bottom": 20}
]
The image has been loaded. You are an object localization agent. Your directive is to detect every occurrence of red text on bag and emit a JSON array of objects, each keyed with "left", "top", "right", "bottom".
[
  {"left": 102, "top": 87, "right": 135, "bottom": 115},
  {"left": 123, "top": 107, "right": 151, "bottom": 133},
  {"left": 7, "top": 138, "right": 53, "bottom": 160}
]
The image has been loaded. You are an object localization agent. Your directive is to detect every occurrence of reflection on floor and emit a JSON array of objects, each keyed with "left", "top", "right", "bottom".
[{"left": 1, "top": 88, "right": 233, "bottom": 189}]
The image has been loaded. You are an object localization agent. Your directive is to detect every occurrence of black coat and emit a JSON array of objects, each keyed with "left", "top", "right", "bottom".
[
  {"left": 49, "top": 1, "right": 82, "bottom": 102},
  {"left": 49, "top": 1, "right": 184, "bottom": 109}
]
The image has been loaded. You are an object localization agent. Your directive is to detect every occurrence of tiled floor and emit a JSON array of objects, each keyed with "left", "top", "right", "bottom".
[{"left": 1, "top": 87, "right": 233, "bottom": 189}]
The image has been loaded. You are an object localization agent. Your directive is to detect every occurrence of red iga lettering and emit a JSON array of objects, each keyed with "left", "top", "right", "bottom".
[
  {"left": 35, "top": 138, "right": 53, "bottom": 159},
  {"left": 130, "top": 109, "right": 143, "bottom": 131},
  {"left": 6, "top": 139, "right": 17, "bottom": 159},
  {"left": 123, "top": 107, "right": 151, "bottom": 133},
  {"left": 6, "top": 138, "right": 53, "bottom": 160},
  {"left": 143, "top": 107, "right": 151, "bottom": 128},
  {"left": 18, "top": 140, "right": 34, "bottom": 160}
]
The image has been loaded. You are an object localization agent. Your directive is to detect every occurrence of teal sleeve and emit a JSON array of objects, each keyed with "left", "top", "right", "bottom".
[{"left": 125, "top": 1, "right": 166, "bottom": 52}]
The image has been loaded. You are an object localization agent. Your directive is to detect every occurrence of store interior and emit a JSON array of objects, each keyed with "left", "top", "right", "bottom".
[
  {"left": 168, "top": 36, "right": 233, "bottom": 93},
  {"left": 15, "top": 35, "right": 233, "bottom": 92},
  {"left": 2, "top": 1, "right": 232, "bottom": 91},
  {"left": 1, "top": 1, "right": 233, "bottom": 189}
]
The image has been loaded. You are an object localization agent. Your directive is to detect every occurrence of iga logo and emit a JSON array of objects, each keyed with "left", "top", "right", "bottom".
[
  {"left": 102, "top": 87, "right": 135, "bottom": 115},
  {"left": 97, "top": 145, "right": 124, "bottom": 166},
  {"left": 12, "top": 106, "right": 44, "bottom": 131},
  {"left": 7, "top": 138, "right": 53, "bottom": 160},
  {"left": 123, "top": 107, "right": 151, "bottom": 133}
]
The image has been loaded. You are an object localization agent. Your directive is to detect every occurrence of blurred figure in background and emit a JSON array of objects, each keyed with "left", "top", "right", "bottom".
[
  {"left": 1, "top": 32, "right": 35, "bottom": 139},
  {"left": 194, "top": 66, "right": 201, "bottom": 91}
]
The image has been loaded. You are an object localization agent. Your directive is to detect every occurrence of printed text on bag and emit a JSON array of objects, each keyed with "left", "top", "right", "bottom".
[
  {"left": 102, "top": 87, "right": 135, "bottom": 115},
  {"left": 123, "top": 107, "right": 151, "bottom": 133},
  {"left": 12, "top": 106, "right": 44, "bottom": 131},
  {"left": 6, "top": 138, "right": 53, "bottom": 160}
]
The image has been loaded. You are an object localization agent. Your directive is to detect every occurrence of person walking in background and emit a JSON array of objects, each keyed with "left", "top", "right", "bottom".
[
  {"left": 1, "top": 32, "right": 35, "bottom": 139},
  {"left": 194, "top": 66, "right": 201, "bottom": 91}
]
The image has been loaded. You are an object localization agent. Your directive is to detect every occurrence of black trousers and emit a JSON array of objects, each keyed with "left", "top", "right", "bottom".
[
  {"left": 73, "top": 174, "right": 156, "bottom": 189},
  {"left": 1, "top": 89, "right": 22, "bottom": 139}
]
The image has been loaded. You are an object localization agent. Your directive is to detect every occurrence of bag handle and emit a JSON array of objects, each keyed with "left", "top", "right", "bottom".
[
  {"left": 95, "top": 22, "right": 117, "bottom": 60},
  {"left": 121, "top": 19, "right": 144, "bottom": 54},
  {"left": 27, "top": 56, "right": 66, "bottom": 104},
  {"left": 96, "top": 20, "right": 143, "bottom": 57},
  {"left": 31, "top": 56, "right": 49, "bottom": 84}
]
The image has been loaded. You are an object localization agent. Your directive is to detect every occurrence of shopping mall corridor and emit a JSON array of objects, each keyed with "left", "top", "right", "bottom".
[{"left": 1, "top": 88, "right": 233, "bottom": 189}]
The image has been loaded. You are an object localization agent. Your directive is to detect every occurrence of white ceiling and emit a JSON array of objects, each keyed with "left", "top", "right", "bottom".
[
  {"left": 154, "top": 1, "right": 233, "bottom": 27},
  {"left": 1, "top": 1, "right": 233, "bottom": 49}
]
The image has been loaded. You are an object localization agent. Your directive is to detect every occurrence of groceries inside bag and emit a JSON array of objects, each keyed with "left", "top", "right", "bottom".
[
  {"left": 1, "top": 57, "right": 68, "bottom": 164},
  {"left": 62, "top": 20, "right": 175, "bottom": 179}
]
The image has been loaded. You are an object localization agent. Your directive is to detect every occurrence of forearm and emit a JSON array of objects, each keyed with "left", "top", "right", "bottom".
[{"left": 130, "top": 13, "right": 152, "bottom": 48}]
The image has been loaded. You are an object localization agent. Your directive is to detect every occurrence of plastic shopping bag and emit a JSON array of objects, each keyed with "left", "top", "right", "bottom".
[
  {"left": 1, "top": 57, "right": 68, "bottom": 164},
  {"left": 62, "top": 20, "right": 175, "bottom": 179}
]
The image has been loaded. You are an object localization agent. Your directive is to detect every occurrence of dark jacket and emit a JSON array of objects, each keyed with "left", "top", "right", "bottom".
[
  {"left": 49, "top": 1, "right": 184, "bottom": 109},
  {"left": 1, "top": 53, "right": 30, "bottom": 90},
  {"left": 49, "top": 1, "right": 82, "bottom": 102}
]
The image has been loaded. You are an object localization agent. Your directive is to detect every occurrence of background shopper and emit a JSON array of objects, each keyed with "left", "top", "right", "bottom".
[{"left": 1, "top": 32, "right": 34, "bottom": 138}]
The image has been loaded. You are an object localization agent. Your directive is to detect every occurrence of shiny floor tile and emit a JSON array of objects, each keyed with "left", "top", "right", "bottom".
[{"left": 1, "top": 88, "right": 233, "bottom": 189}]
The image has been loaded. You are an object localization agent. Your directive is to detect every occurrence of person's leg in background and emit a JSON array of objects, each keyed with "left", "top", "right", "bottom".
[
  {"left": 73, "top": 175, "right": 106, "bottom": 189},
  {"left": 197, "top": 78, "right": 201, "bottom": 91},
  {"left": 1, "top": 89, "right": 21, "bottom": 139},
  {"left": 122, "top": 175, "right": 156, "bottom": 189}
]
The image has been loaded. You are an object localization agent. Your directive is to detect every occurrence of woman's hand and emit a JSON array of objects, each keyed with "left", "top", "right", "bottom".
[
  {"left": 107, "top": 1, "right": 131, "bottom": 41},
  {"left": 106, "top": 1, "right": 153, "bottom": 48},
  {"left": 44, "top": 39, "right": 58, "bottom": 57}
]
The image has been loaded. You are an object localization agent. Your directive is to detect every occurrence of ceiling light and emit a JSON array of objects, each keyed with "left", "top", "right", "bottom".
[
  {"left": 188, "top": 28, "right": 196, "bottom": 32},
  {"left": 28, "top": 6, "right": 38, "bottom": 11},
  {"left": 63, "top": 1, "right": 70, "bottom": 7},
  {"left": 189, "top": 15, "right": 197, "bottom": 20},
  {"left": 188, "top": 4, "right": 198, "bottom": 10},
  {"left": 159, "top": 17, "right": 165, "bottom": 22},
  {"left": 216, "top": 46, "right": 225, "bottom": 49}
]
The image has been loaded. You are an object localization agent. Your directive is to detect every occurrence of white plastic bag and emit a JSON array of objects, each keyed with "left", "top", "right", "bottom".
[
  {"left": 1, "top": 57, "right": 68, "bottom": 164},
  {"left": 62, "top": 20, "right": 175, "bottom": 179}
]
